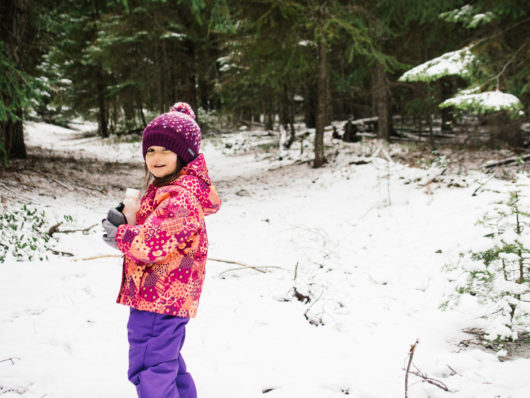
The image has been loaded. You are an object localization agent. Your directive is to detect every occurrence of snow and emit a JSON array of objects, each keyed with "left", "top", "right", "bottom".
[
  {"left": 161, "top": 31, "right": 186, "bottom": 40},
  {"left": 440, "top": 90, "right": 524, "bottom": 115},
  {"left": 1, "top": 121, "right": 530, "bottom": 397},
  {"left": 399, "top": 47, "right": 475, "bottom": 83},
  {"left": 298, "top": 40, "right": 315, "bottom": 47},
  {"left": 439, "top": 5, "right": 495, "bottom": 28}
]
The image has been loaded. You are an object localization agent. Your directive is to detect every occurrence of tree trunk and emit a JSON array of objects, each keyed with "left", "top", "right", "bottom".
[
  {"left": 96, "top": 68, "right": 108, "bottom": 138},
  {"left": 372, "top": 62, "right": 391, "bottom": 140},
  {"left": 1, "top": 0, "right": 29, "bottom": 162},
  {"left": 157, "top": 45, "right": 164, "bottom": 114},
  {"left": 182, "top": 39, "right": 198, "bottom": 114},
  {"left": 304, "top": 83, "right": 317, "bottom": 128},
  {"left": 161, "top": 39, "right": 169, "bottom": 111},
  {"left": 439, "top": 76, "right": 453, "bottom": 132},
  {"left": 314, "top": 37, "right": 327, "bottom": 168},
  {"left": 1, "top": 116, "right": 27, "bottom": 159},
  {"left": 137, "top": 97, "right": 147, "bottom": 127}
]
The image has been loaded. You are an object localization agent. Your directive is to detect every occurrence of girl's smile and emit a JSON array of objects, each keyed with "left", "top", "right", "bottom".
[{"left": 145, "top": 146, "right": 178, "bottom": 178}]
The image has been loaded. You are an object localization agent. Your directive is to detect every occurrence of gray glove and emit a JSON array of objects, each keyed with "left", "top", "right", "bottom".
[
  {"left": 107, "top": 206, "right": 127, "bottom": 227},
  {"left": 102, "top": 204, "right": 128, "bottom": 250},
  {"left": 102, "top": 219, "right": 119, "bottom": 250}
]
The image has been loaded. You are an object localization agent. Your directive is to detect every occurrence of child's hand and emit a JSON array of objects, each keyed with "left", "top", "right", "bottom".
[
  {"left": 102, "top": 219, "right": 119, "bottom": 249},
  {"left": 107, "top": 206, "right": 127, "bottom": 226},
  {"left": 102, "top": 206, "right": 127, "bottom": 250}
]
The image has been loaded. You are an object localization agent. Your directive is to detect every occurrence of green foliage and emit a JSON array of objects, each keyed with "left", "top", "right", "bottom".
[
  {"left": 445, "top": 176, "right": 530, "bottom": 350},
  {"left": 0, "top": 43, "right": 36, "bottom": 123},
  {"left": 0, "top": 205, "right": 66, "bottom": 263}
]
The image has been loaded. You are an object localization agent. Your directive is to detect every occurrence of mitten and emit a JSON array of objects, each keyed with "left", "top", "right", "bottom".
[
  {"left": 102, "top": 219, "right": 119, "bottom": 250},
  {"left": 107, "top": 206, "right": 127, "bottom": 227}
]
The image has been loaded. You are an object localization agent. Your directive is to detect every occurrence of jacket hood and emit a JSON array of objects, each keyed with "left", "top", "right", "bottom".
[{"left": 174, "top": 153, "right": 221, "bottom": 216}]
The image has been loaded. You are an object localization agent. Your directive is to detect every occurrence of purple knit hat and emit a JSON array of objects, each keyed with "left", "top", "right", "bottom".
[{"left": 142, "top": 102, "right": 201, "bottom": 164}]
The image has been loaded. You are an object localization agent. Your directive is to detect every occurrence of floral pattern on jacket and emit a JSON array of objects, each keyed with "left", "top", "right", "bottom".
[{"left": 115, "top": 154, "right": 220, "bottom": 317}]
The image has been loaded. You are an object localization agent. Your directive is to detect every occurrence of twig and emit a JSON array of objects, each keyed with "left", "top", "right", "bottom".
[
  {"left": 477, "top": 39, "right": 528, "bottom": 91},
  {"left": 472, "top": 175, "right": 495, "bottom": 196},
  {"left": 446, "top": 364, "right": 459, "bottom": 376},
  {"left": 0, "top": 357, "right": 20, "bottom": 365},
  {"left": 405, "top": 339, "right": 419, "bottom": 398},
  {"left": 410, "top": 365, "right": 450, "bottom": 392},
  {"left": 75, "top": 254, "right": 123, "bottom": 261},
  {"left": 209, "top": 257, "right": 286, "bottom": 272},
  {"left": 49, "top": 248, "right": 74, "bottom": 257},
  {"left": 53, "top": 223, "right": 98, "bottom": 235},
  {"left": 217, "top": 266, "right": 277, "bottom": 276},
  {"left": 48, "top": 221, "right": 63, "bottom": 235},
  {"left": 304, "top": 288, "right": 325, "bottom": 323}
]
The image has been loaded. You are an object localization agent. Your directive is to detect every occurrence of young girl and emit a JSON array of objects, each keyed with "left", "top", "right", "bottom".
[{"left": 102, "top": 102, "right": 221, "bottom": 398}]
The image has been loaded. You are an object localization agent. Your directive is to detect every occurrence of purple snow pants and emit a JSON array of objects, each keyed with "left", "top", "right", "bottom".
[{"left": 127, "top": 308, "right": 197, "bottom": 398}]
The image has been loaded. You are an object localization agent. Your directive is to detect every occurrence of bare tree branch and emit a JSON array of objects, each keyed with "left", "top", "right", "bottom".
[{"left": 404, "top": 339, "right": 419, "bottom": 398}]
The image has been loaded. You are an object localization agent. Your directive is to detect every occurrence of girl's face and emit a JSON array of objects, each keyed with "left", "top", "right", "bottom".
[{"left": 145, "top": 146, "right": 179, "bottom": 178}]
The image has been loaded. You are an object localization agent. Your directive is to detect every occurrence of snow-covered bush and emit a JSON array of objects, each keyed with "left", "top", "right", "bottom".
[
  {"left": 439, "top": 90, "right": 524, "bottom": 118},
  {"left": 198, "top": 107, "right": 224, "bottom": 134},
  {"left": 446, "top": 176, "right": 530, "bottom": 348},
  {"left": 0, "top": 205, "right": 58, "bottom": 263}
]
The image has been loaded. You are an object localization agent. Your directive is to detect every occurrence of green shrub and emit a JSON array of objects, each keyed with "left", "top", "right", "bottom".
[
  {"left": 444, "top": 175, "right": 530, "bottom": 351},
  {"left": 0, "top": 204, "right": 59, "bottom": 263}
]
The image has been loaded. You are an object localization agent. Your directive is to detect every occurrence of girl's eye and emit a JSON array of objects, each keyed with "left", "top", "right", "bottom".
[{"left": 162, "top": 148, "right": 169, "bottom": 152}]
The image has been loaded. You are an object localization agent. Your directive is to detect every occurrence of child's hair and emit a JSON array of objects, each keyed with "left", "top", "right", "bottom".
[{"left": 144, "top": 156, "right": 186, "bottom": 189}]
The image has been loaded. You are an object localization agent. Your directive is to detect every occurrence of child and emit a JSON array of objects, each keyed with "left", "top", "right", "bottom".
[{"left": 102, "top": 102, "right": 221, "bottom": 398}]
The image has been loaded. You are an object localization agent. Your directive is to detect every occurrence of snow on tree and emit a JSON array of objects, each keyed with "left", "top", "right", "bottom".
[
  {"left": 439, "top": 4, "right": 495, "bottom": 28},
  {"left": 440, "top": 89, "right": 524, "bottom": 116},
  {"left": 398, "top": 46, "right": 475, "bottom": 83}
]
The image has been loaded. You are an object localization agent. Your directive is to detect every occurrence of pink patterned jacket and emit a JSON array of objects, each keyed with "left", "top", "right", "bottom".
[{"left": 115, "top": 154, "right": 220, "bottom": 317}]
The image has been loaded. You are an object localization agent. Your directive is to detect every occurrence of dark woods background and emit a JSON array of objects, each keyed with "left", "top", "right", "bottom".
[{"left": 1, "top": 0, "right": 529, "bottom": 167}]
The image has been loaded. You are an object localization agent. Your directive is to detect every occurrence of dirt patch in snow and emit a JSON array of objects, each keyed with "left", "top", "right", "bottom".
[{"left": 0, "top": 146, "right": 143, "bottom": 206}]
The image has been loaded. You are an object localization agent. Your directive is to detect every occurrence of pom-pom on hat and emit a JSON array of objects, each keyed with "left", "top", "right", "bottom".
[{"left": 142, "top": 102, "right": 201, "bottom": 164}]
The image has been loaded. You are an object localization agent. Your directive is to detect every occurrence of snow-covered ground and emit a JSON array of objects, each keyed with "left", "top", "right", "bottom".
[{"left": 1, "top": 121, "right": 529, "bottom": 397}]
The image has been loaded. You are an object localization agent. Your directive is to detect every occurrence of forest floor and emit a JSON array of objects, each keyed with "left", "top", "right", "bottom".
[{"left": 1, "top": 121, "right": 530, "bottom": 398}]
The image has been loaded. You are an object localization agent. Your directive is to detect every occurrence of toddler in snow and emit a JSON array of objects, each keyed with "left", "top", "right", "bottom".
[{"left": 102, "top": 102, "right": 221, "bottom": 398}]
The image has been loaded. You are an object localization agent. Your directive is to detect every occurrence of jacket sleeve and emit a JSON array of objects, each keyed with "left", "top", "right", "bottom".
[{"left": 115, "top": 188, "right": 201, "bottom": 264}]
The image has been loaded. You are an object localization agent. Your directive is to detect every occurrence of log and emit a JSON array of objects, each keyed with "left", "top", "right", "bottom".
[{"left": 481, "top": 153, "right": 530, "bottom": 169}]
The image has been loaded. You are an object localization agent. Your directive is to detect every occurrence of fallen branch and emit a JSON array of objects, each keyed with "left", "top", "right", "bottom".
[
  {"left": 481, "top": 153, "right": 530, "bottom": 169},
  {"left": 419, "top": 167, "right": 447, "bottom": 187},
  {"left": 53, "top": 223, "right": 98, "bottom": 235},
  {"left": 76, "top": 254, "right": 123, "bottom": 261},
  {"left": 75, "top": 254, "right": 284, "bottom": 274},
  {"left": 49, "top": 222, "right": 98, "bottom": 236},
  {"left": 48, "top": 221, "right": 63, "bottom": 235},
  {"left": 238, "top": 119, "right": 264, "bottom": 128}
]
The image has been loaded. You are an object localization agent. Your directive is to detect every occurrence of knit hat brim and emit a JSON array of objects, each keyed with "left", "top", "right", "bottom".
[{"left": 142, "top": 126, "right": 197, "bottom": 164}]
